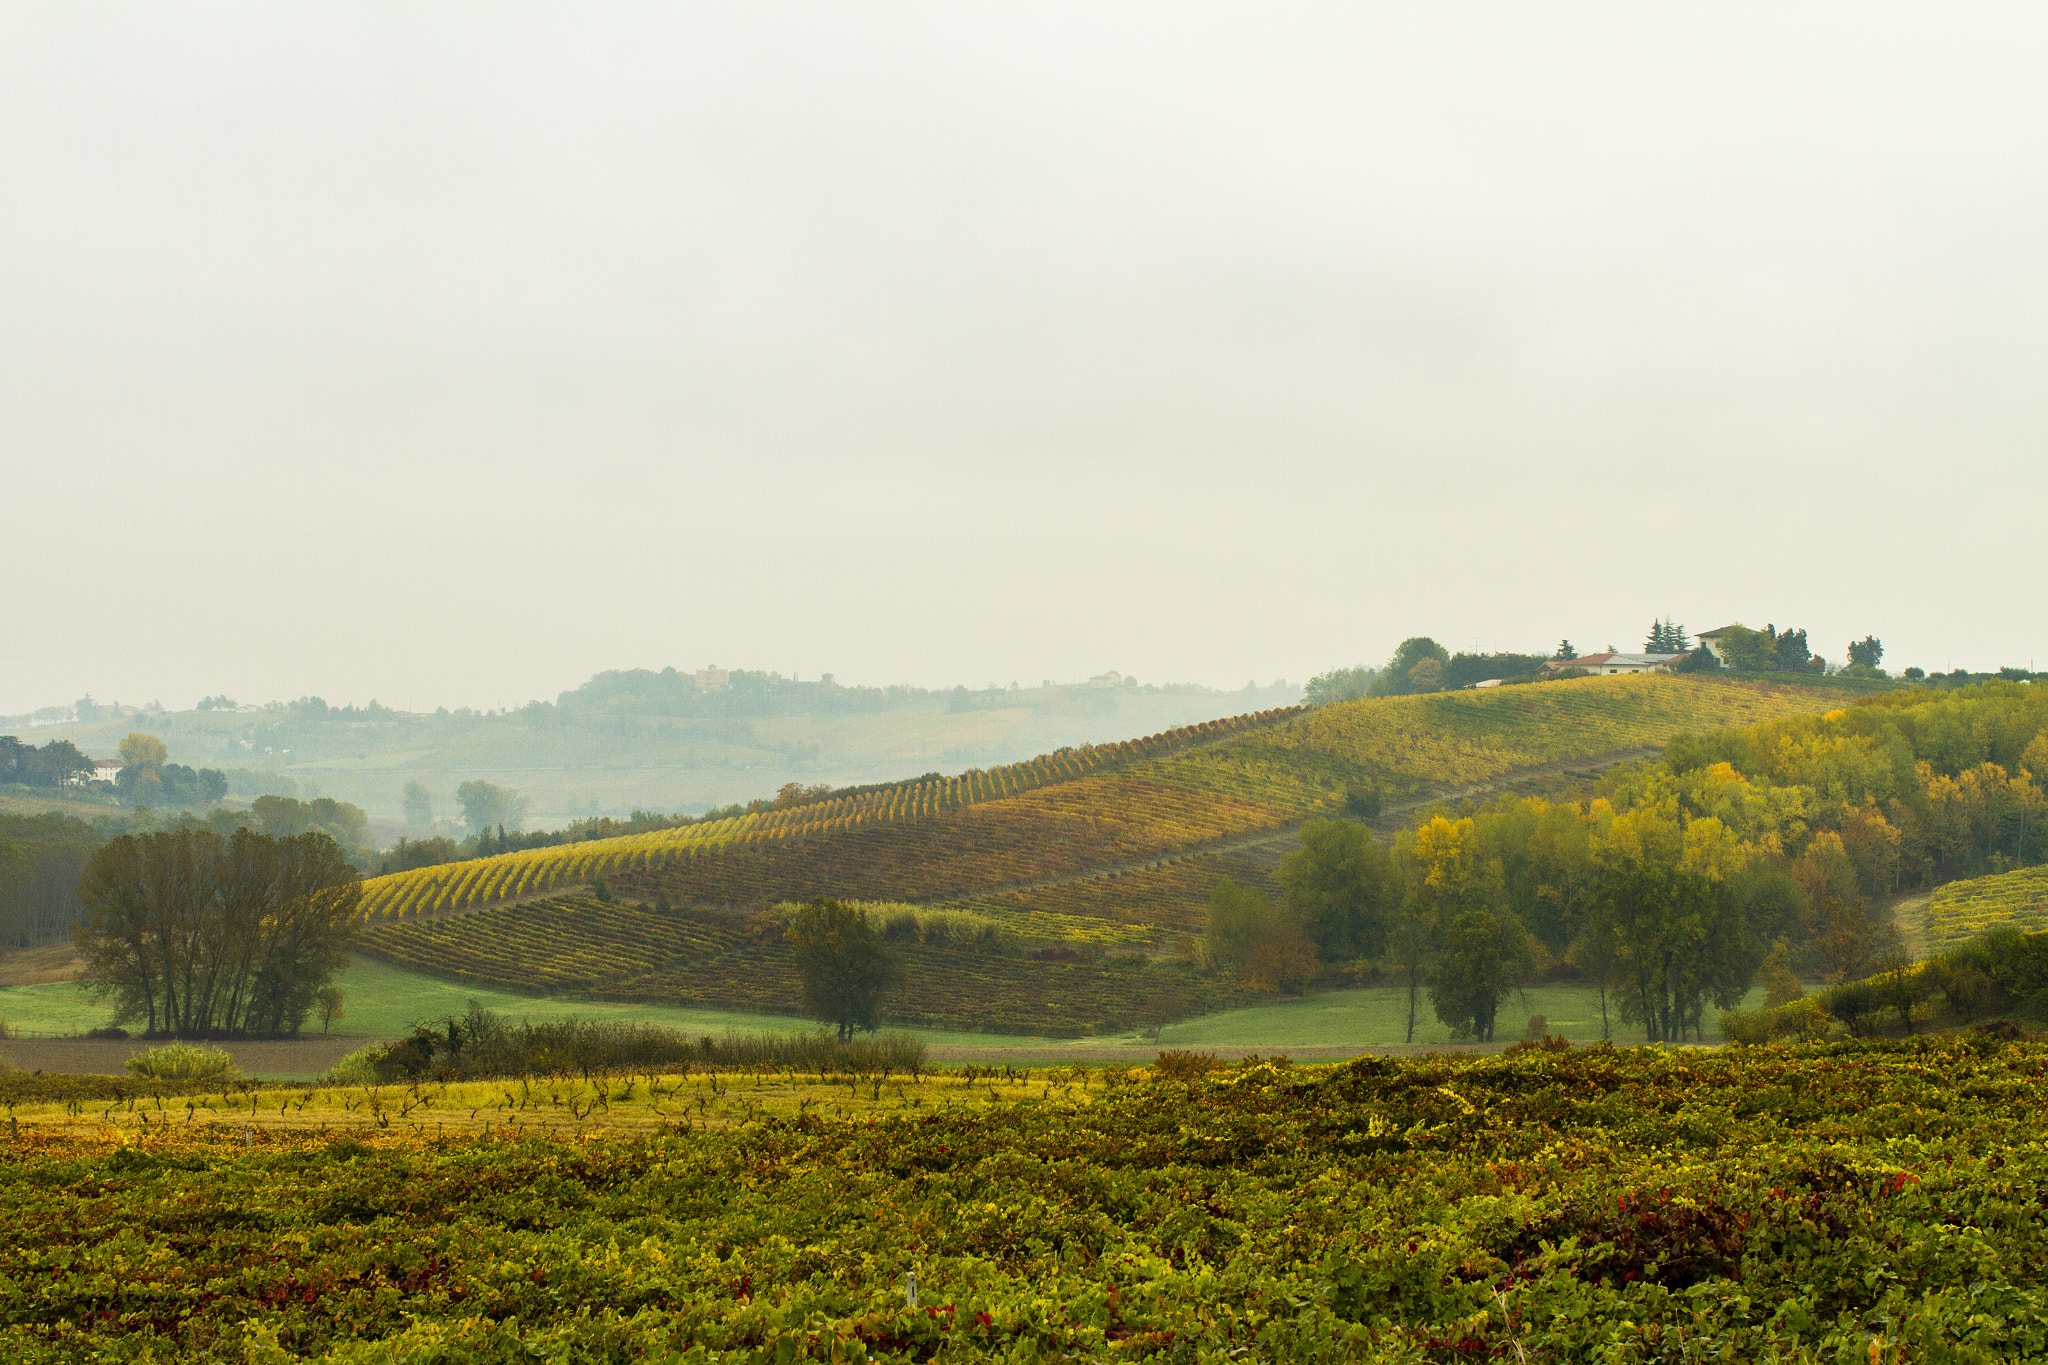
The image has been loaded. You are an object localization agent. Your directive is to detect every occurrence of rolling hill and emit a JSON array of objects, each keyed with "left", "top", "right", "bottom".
[
  {"left": 354, "top": 673, "right": 1844, "bottom": 1033},
  {"left": 10, "top": 672, "right": 1298, "bottom": 827}
]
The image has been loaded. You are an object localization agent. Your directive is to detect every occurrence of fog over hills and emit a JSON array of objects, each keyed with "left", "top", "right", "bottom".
[{"left": 4, "top": 667, "right": 1298, "bottom": 825}]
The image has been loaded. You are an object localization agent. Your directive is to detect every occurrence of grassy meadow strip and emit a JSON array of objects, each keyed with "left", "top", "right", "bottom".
[{"left": 2, "top": 1037, "right": 2047, "bottom": 1362}]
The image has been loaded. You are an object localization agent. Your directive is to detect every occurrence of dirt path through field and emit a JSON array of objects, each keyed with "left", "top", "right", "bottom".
[{"left": 1882, "top": 891, "right": 1933, "bottom": 961}]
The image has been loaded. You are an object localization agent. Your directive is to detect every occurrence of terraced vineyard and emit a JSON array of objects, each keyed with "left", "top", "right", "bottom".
[
  {"left": 352, "top": 708, "right": 1298, "bottom": 921},
  {"left": 354, "top": 676, "right": 1844, "bottom": 1030},
  {"left": 612, "top": 675, "right": 1819, "bottom": 913},
  {"left": 1923, "top": 864, "right": 2048, "bottom": 950},
  {"left": 960, "top": 850, "right": 1282, "bottom": 941},
  {"left": 357, "top": 895, "right": 752, "bottom": 993}
]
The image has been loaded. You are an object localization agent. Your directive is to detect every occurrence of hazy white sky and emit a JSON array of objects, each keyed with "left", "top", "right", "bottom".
[{"left": 5, "top": 3, "right": 2044, "bottom": 714}]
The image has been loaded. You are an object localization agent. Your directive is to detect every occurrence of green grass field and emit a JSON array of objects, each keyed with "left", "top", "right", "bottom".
[
  {"left": 1158, "top": 982, "right": 1769, "bottom": 1049},
  {"left": 4, "top": 954, "right": 1776, "bottom": 1062},
  {"left": 0, "top": 956, "right": 1139, "bottom": 1054}
]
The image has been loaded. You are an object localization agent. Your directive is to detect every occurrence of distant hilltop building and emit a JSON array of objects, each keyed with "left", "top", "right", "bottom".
[
  {"left": 1088, "top": 671, "right": 1126, "bottom": 688},
  {"left": 693, "top": 666, "right": 730, "bottom": 692},
  {"left": 1539, "top": 652, "right": 1683, "bottom": 676},
  {"left": 1694, "top": 626, "right": 1738, "bottom": 664}
]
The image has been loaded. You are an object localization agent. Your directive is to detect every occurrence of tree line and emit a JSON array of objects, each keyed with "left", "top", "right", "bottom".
[
  {"left": 0, "top": 813, "right": 100, "bottom": 948},
  {"left": 0, "top": 736, "right": 95, "bottom": 787},
  {"left": 1209, "top": 680, "right": 2046, "bottom": 1043}
]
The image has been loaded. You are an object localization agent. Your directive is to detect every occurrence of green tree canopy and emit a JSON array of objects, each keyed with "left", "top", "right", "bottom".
[
  {"left": 784, "top": 898, "right": 903, "bottom": 1041},
  {"left": 1203, "top": 877, "right": 1278, "bottom": 975},
  {"left": 1302, "top": 666, "right": 1377, "bottom": 707},
  {"left": 1276, "top": 818, "right": 1394, "bottom": 962},
  {"left": 251, "top": 795, "right": 373, "bottom": 867},
  {"left": 1370, "top": 638, "right": 1450, "bottom": 697},
  {"left": 1587, "top": 859, "right": 1760, "bottom": 1043},
  {"left": 0, "top": 737, "right": 93, "bottom": 788},
  {"left": 456, "top": 780, "right": 532, "bottom": 836},
  {"left": 75, "top": 826, "right": 361, "bottom": 1036},
  {"left": 1711, "top": 624, "right": 1772, "bottom": 671},
  {"left": 1429, "top": 908, "right": 1536, "bottom": 1042}
]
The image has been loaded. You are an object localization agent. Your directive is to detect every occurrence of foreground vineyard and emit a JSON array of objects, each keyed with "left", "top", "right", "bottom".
[
  {"left": 1924, "top": 864, "right": 2048, "bottom": 950},
  {"left": 4, "top": 1038, "right": 2045, "bottom": 1361}
]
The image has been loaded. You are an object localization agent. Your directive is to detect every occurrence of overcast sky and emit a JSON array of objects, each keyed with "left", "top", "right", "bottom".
[{"left": 4, "top": 4, "right": 2044, "bottom": 714}]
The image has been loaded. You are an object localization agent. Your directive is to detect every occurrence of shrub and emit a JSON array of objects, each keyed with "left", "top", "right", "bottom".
[
  {"left": 1823, "top": 978, "right": 1884, "bottom": 1037},
  {"left": 372, "top": 1032, "right": 442, "bottom": 1082},
  {"left": 1523, "top": 1014, "right": 1549, "bottom": 1041},
  {"left": 85, "top": 1026, "right": 129, "bottom": 1040},
  {"left": 1719, "top": 997, "right": 1832, "bottom": 1046},
  {"left": 328, "top": 1045, "right": 384, "bottom": 1086},
  {"left": 1152, "top": 1049, "right": 1221, "bottom": 1081},
  {"left": 378, "top": 1003, "right": 930, "bottom": 1080},
  {"left": 125, "top": 1043, "right": 240, "bottom": 1082}
]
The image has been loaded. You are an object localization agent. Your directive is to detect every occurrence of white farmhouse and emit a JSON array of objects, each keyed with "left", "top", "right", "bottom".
[{"left": 1538, "top": 652, "right": 1684, "bottom": 677}]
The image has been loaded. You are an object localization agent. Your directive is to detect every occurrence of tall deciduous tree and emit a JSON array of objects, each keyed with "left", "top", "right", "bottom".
[
  {"left": 1204, "top": 877, "right": 1277, "bottom": 976},
  {"left": 1429, "top": 907, "right": 1536, "bottom": 1042},
  {"left": 251, "top": 795, "right": 373, "bottom": 867},
  {"left": 1370, "top": 638, "right": 1451, "bottom": 697},
  {"left": 456, "top": 780, "right": 531, "bottom": 836},
  {"left": 1302, "top": 666, "right": 1377, "bottom": 707},
  {"left": 1276, "top": 819, "right": 1393, "bottom": 962},
  {"left": 785, "top": 898, "right": 902, "bottom": 1041},
  {"left": 117, "top": 732, "right": 169, "bottom": 771},
  {"left": 1712, "top": 624, "right": 1773, "bottom": 672},
  {"left": 1386, "top": 815, "right": 1486, "bottom": 1042},
  {"left": 1591, "top": 859, "right": 1758, "bottom": 1043},
  {"left": 402, "top": 781, "right": 434, "bottom": 828},
  {"left": 74, "top": 827, "right": 360, "bottom": 1036}
]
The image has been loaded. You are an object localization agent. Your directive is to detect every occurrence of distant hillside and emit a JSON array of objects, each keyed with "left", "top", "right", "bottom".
[
  {"left": 356, "top": 674, "right": 1843, "bottom": 1033},
  {"left": 4, "top": 672, "right": 1298, "bottom": 827}
]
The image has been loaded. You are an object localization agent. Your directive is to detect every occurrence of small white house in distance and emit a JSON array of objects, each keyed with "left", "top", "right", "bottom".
[
  {"left": 88, "top": 757, "right": 123, "bottom": 785},
  {"left": 1694, "top": 626, "right": 1738, "bottom": 663},
  {"left": 1539, "top": 652, "right": 1684, "bottom": 677}
]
